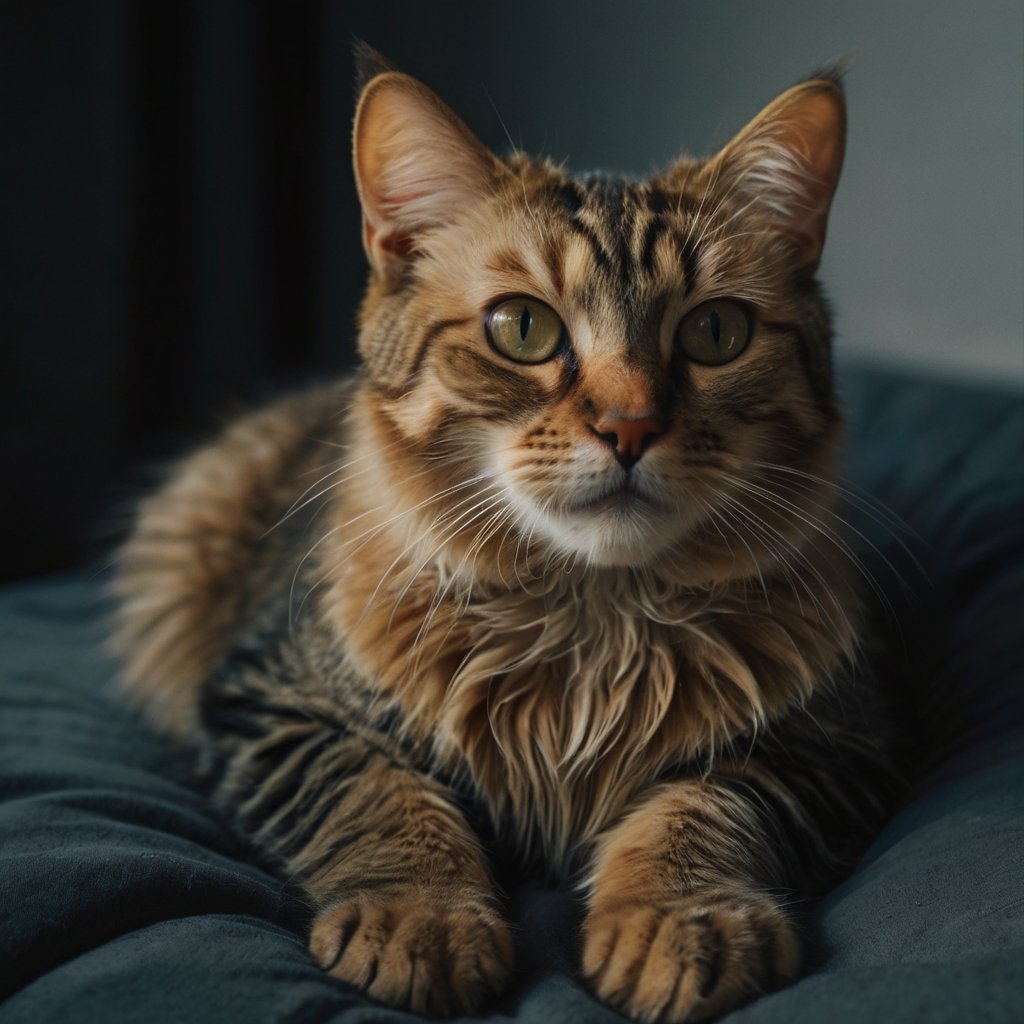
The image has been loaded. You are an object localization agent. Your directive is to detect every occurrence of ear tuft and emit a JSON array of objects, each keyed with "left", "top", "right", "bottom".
[
  {"left": 798, "top": 60, "right": 849, "bottom": 92},
  {"left": 352, "top": 41, "right": 399, "bottom": 97}
]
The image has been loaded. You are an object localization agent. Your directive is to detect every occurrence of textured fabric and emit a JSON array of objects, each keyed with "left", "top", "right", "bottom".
[{"left": 1, "top": 365, "right": 1022, "bottom": 1022}]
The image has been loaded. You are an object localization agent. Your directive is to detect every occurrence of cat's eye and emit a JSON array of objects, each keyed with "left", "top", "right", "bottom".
[
  {"left": 486, "top": 298, "right": 565, "bottom": 364},
  {"left": 676, "top": 300, "right": 751, "bottom": 366}
]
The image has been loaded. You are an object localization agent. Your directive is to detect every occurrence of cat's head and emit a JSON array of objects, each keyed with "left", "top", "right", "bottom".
[{"left": 350, "top": 50, "right": 846, "bottom": 580}]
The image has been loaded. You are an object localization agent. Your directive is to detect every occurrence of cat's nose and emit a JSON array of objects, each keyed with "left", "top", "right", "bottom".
[{"left": 588, "top": 414, "right": 666, "bottom": 469}]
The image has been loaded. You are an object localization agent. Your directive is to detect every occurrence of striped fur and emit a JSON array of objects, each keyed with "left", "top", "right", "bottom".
[{"left": 112, "top": 59, "right": 905, "bottom": 1022}]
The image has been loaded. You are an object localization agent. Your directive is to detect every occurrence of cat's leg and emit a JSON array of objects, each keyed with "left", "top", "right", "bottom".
[
  {"left": 582, "top": 777, "right": 800, "bottom": 1024},
  {"left": 303, "top": 761, "right": 512, "bottom": 1016},
  {"left": 200, "top": 650, "right": 512, "bottom": 1016},
  {"left": 582, "top": 673, "right": 905, "bottom": 1023}
]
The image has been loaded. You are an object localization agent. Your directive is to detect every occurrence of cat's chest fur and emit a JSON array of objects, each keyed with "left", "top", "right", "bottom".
[{"left": 325, "top": 522, "right": 843, "bottom": 870}]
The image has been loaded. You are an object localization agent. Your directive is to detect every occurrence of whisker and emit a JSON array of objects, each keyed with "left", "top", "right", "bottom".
[
  {"left": 408, "top": 500, "right": 517, "bottom": 674},
  {"left": 366, "top": 484, "right": 506, "bottom": 630},
  {"left": 724, "top": 473, "right": 908, "bottom": 624},
  {"left": 752, "top": 461, "right": 929, "bottom": 575},
  {"left": 695, "top": 496, "right": 771, "bottom": 610},
  {"left": 262, "top": 436, "right": 408, "bottom": 539},
  {"left": 302, "top": 474, "right": 491, "bottom": 612},
  {"left": 713, "top": 490, "right": 850, "bottom": 643}
]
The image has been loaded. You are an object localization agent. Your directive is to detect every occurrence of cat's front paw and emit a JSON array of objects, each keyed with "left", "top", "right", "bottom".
[
  {"left": 582, "top": 889, "right": 799, "bottom": 1023},
  {"left": 309, "top": 890, "right": 514, "bottom": 1016}
]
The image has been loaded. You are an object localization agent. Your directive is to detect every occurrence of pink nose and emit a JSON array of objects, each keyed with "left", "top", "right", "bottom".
[{"left": 588, "top": 414, "right": 666, "bottom": 468}]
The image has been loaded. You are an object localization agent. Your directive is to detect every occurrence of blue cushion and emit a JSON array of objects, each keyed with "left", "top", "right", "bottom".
[{"left": 1, "top": 364, "right": 1022, "bottom": 1022}]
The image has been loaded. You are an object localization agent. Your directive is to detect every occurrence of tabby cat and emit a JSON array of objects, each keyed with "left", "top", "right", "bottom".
[{"left": 114, "top": 49, "right": 902, "bottom": 1023}]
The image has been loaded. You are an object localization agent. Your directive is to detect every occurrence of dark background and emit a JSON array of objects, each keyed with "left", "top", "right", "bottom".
[
  {"left": 2, "top": 1, "right": 1021, "bottom": 582},
  {"left": 2, "top": 2, "right": 499, "bottom": 580}
]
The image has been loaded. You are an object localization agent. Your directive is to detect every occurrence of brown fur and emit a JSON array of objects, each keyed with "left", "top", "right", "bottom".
[{"left": 113, "top": 57, "right": 902, "bottom": 1023}]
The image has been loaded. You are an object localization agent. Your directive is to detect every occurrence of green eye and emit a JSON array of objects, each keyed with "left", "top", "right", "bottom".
[
  {"left": 486, "top": 298, "right": 565, "bottom": 364},
  {"left": 677, "top": 300, "right": 751, "bottom": 366}
]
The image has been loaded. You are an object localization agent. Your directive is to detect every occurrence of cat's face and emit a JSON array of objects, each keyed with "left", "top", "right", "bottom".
[{"left": 352, "top": 60, "right": 845, "bottom": 576}]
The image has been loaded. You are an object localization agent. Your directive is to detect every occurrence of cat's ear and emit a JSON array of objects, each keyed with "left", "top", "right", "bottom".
[
  {"left": 353, "top": 65, "right": 502, "bottom": 280},
  {"left": 698, "top": 76, "right": 846, "bottom": 272}
]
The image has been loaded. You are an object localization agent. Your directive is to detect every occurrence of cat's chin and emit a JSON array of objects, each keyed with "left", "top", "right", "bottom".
[
  {"left": 502, "top": 478, "right": 692, "bottom": 568},
  {"left": 538, "top": 505, "right": 683, "bottom": 569}
]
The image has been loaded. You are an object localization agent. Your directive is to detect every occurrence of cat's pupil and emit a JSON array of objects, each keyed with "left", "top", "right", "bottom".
[
  {"left": 519, "top": 306, "right": 532, "bottom": 342},
  {"left": 709, "top": 309, "right": 721, "bottom": 345}
]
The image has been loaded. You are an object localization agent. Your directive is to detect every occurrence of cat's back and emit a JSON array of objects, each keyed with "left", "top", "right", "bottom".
[{"left": 112, "top": 380, "right": 353, "bottom": 736}]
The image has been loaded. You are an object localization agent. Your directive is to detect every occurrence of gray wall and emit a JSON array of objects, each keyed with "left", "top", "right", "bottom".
[{"left": 468, "top": 0, "right": 1023, "bottom": 388}]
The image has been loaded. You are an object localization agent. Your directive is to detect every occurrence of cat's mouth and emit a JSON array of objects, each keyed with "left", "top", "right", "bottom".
[{"left": 571, "top": 479, "right": 662, "bottom": 516}]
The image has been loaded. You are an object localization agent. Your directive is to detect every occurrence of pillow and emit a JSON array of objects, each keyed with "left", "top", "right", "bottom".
[{"left": 1, "top": 364, "right": 1021, "bottom": 1022}]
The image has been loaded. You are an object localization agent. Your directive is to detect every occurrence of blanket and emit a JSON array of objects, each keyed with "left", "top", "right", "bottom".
[{"left": 2, "top": 365, "right": 1022, "bottom": 1022}]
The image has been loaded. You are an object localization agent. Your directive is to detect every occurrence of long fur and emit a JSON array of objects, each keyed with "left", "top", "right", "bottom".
[{"left": 111, "top": 63, "right": 903, "bottom": 1022}]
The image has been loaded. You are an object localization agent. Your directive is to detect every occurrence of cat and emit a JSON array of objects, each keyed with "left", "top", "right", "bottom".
[{"left": 112, "top": 47, "right": 904, "bottom": 1024}]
